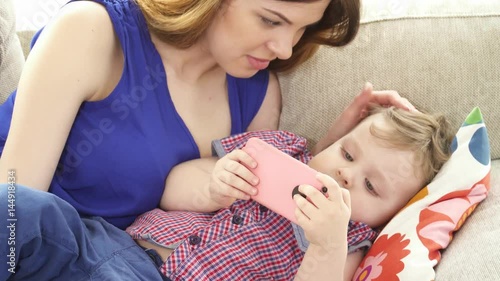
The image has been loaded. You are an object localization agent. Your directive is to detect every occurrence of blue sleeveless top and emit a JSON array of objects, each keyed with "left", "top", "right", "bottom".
[{"left": 0, "top": 0, "right": 269, "bottom": 229}]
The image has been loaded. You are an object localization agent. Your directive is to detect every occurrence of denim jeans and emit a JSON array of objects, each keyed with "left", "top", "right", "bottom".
[{"left": 0, "top": 184, "right": 166, "bottom": 281}]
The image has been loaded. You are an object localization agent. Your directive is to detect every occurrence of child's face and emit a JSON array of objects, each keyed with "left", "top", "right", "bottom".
[{"left": 308, "top": 113, "right": 425, "bottom": 228}]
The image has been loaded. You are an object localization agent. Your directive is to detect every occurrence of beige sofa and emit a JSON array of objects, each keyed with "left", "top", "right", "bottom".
[
  {"left": 1, "top": 0, "right": 499, "bottom": 279},
  {"left": 278, "top": 1, "right": 500, "bottom": 279}
]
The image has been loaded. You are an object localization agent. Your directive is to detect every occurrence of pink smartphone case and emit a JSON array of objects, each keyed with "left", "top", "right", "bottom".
[{"left": 241, "top": 137, "right": 324, "bottom": 224}]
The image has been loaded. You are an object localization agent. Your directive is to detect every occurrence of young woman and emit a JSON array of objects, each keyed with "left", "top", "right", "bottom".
[{"left": 0, "top": 0, "right": 413, "bottom": 279}]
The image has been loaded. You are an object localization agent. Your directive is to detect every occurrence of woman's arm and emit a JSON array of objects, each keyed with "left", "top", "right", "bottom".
[
  {"left": 161, "top": 148, "right": 260, "bottom": 212},
  {"left": 0, "top": 2, "right": 122, "bottom": 190},
  {"left": 160, "top": 157, "right": 220, "bottom": 212}
]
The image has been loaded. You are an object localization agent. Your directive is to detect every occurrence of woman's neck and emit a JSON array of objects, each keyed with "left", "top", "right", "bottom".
[{"left": 150, "top": 33, "right": 222, "bottom": 84}]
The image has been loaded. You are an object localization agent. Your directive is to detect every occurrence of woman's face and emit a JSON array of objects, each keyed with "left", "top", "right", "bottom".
[{"left": 204, "top": 0, "right": 330, "bottom": 77}]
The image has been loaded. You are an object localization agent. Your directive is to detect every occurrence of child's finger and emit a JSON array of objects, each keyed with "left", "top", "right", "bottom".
[
  {"left": 227, "top": 149, "right": 257, "bottom": 169},
  {"left": 293, "top": 189, "right": 319, "bottom": 218},
  {"left": 293, "top": 187, "right": 317, "bottom": 211},
  {"left": 315, "top": 173, "right": 343, "bottom": 203},
  {"left": 296, "top": 184, "right": 329, "bottom": 210},
  {"left": 218, "top": 167, "right": 257, "bottom": 196},
  {"left": 341, "top": 188, "right": 351, "bottom": 209},
  {"left": 294, "top": 206, "right": 310, "bottom": 226},
  {"left": 223, "top": 150, "right": 259, "bottom": 189},
  {"left": 217, "top": 176, "right": 251, "bottom": 200}
]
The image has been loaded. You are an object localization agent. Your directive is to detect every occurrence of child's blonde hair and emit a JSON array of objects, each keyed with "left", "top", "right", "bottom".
[{"left": 369, "top": 106, "right": 454, "bottom": 184}]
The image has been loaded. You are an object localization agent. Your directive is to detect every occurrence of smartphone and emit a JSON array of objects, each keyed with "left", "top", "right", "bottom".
[{"left": 241, "top": 137, "right": 327, "bottom": 224}]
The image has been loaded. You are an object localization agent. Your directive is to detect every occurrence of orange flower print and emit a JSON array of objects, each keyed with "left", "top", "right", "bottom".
[
  {"left": 353, "top": 233, "right": 410, "bottom": 281},
  {"left": 416, "top": 179, "right": 488, "bottom": 262}
]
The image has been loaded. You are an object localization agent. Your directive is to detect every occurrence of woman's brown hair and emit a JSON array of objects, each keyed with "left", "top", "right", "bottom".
[{"left": 134, "top": 0, "right": 361, "bottom": 73}]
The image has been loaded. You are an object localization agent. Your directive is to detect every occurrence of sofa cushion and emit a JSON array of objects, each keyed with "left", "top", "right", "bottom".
[
  {"left": 17, "top": 30, "right": 36, "bottom": 61},
  {"left": 278, "top": 0, "right": 500, "bottom": 159},
  {"left": 352, "top": 107, "right": 490, "bottom": 280},
  {"left": 0, "top": 0, "right": 25, "bottom": 104}
]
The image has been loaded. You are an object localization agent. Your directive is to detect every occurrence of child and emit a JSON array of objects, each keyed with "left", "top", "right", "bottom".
[{"left": 127, "top": 106, "right": 453, "bottom": 281}]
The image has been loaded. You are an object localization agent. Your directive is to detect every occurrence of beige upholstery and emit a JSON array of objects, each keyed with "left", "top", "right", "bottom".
[
  {"left": 17, "top": 30, "right": 35, "bottom": 60},
  {"left": 278, "top": 0, "right": 500, "bottom": 280},
  {"left": 279, "top": 0, "right": 500, "bottom": 160}
]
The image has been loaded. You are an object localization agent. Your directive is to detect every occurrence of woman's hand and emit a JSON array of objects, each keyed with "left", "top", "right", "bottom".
[
  {"left": 294, "top": 173, "right": 351, "bottom": 251},
  {"left": 313, "top": 82, "right": 416, "bottom": 154},
  {"left": 209, "top": 149, "right": 259, "bottom": 208}
]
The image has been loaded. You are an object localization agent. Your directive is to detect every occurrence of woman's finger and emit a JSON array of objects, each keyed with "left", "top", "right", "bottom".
[
  {"left": 371, "top": 90, "right": 401, "bottom": 105},
  {"left": 400, "top": 97, "right": 418, "bottom": 112},
  {"left": 370, "top": 90, "right": 417, "bottom": 112}
]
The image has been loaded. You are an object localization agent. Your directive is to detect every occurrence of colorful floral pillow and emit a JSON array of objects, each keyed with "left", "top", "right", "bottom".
[{"left": 353, "top": 107, "right": 491, "bottom": 281}]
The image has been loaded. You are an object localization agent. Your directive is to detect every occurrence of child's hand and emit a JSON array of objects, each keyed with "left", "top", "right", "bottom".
[
  {"left": 294, "top": 173, "right": 351, "bottom": 251},
  {"left": 209, "top": 149, "right": 259, "bottom": 208}
]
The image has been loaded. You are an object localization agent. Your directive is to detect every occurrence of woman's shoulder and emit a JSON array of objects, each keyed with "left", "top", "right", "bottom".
[
  {"left": 27, "top": 1, "right": 124, "bottom": 102},
  {"left": 56, "top": 1, "right": 112, "bottom": 25},
  {"left": 37, "top": 1, "right": 116, "bottom": 46},
  {"left": 43, "top": 0, "right": 149, "bottom": 58},
  {"left": 56, "top": 0, "right": 146, "bottom": 35}
]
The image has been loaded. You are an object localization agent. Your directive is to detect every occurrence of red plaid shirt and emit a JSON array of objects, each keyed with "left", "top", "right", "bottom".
[{"left": 127, "top": 131, "right": 377, "bottom": 280}]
